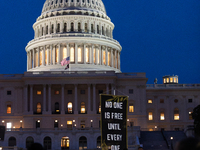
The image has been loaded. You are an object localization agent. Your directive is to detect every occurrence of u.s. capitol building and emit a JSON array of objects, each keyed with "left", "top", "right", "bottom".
[{"left": 0, "top": 0, "right": 199, "bottom": 150}]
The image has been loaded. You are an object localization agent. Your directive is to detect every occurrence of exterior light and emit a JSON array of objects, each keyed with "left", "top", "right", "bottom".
[
  {"left": 155, "top": 126, "right": 157, "bottom": 129},
  {"left": 74, "top": 124, "right": 76, "bottom": 127},
  {"left": 91, "top": 120, "right": 93, "bottom": 123},
  {"left": 38, "top": 120, "right": 40, "bottom": 123},
  {"left": 0, "top": 147, "right": 2, "bottom": 150},
  {"left": 189, "top": 112, "right": 192, "bottom": 114},
  {"left": 2, "top": 120, "right": 4, "bottom": 123},
  {"left": 13, "top": 126, "right": 15, "bottom": 128},
  {"left": 171, "top": 137, "right": 173, "bottom": 140},
  {"left": 61, "top": 124, "right": 63, "bottom": 127},
  {"left": 73, "top": 120, "right": 75, "bottom": 122},
  {"left": 127, "top": 119, "right": 129, "bottom": 122},
  {"left": 55, "top": 120, "right": 58, "bottom": 123},
  {"left": 20, "top": 120, "right": 23, "bottom": 123}
]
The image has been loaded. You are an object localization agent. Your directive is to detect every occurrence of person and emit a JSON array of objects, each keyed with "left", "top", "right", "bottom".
[
  {"left": 28, "top": 143, "right": 44, "bottom": 150},
  {"left": 138, "top": 147, "right": 143, "bottom": 150},
  {"left": 175, "top": 137, "right": 200, "bottom": 150}
]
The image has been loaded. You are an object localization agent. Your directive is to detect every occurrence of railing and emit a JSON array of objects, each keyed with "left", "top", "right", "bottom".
[{"left": 146, "top": 84, "right": 200, "bottom": 88}]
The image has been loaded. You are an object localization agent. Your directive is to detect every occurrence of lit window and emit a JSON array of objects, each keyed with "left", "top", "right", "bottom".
[
  {"left": 108, "top": 51, "right": 111, "bottom": 66},
  {"left": 7, "top": 122, "right": 12, "bottom": 131},
  {"left": 164, "top": 78, "right": 166, "bottom": 83},
  {"left": 148, "top": 100, "right": 153, "bottom": 104},
  {"left": 37, "top": 91, "right": 42, "bottom": 95},
  {"left": 103, "top": 50, "right": 106, "bottom": 65},
  {"left": 170, "top": 78, "right": 173, "bottom": 83},
  {"left": 78, "top": 48, "right": 82, "bottom": 62},
  {"left": 54, "top": 90, "right": 59, "bottom": 95},
  {"left": 70, "top": 47, "right": 75, "bottom": 62},
  {"left": 63, "top": 47, "right": 67, "bottom": 59},
  {"left": 37, "top": 103, "right": 42, "bottom": 113},
  {"left": 81, "top": 102, "right": 86, "bottom": 113},
  {"left": 148, "top": 112, "right": 153, "bottom": 120},
  {"left": 129, "top": 105, "right": 134, "bottom": 113},
  {"left": 174, "top": 78, "right": 177, "bottom": 83},
  {"left": 93, "top": 48, "right": 96, "bottom": 63},
  {"left": 166, "top": 78, "right": 169, "bottom": 83},
  {"left": 160, "top": 112, "right": 165, "bottom": 120},
  {"left": 68, "top": 102, "right": 73, "bottom": 113},
  {"left": 40, "top": 51, "right": 42, "bottom": 66},
  {"left": 189, "top": 111, "right": 193, "bottom": 120},
  {"left": 67, "top": 121, "right": 72, "bottom": 128},
  {"left": 86, "top": 48, "right": 89, "bottom": 63},
  {"left": 56, "top": 48, "right": 59, "bottom": 63},
  {"left": 49, "top": 49, "right": 51, "bottom": 64},
  {"left": 174, "top": 108, "right": 179, "bottom": 120},
  {"left": 7, "top": 105, "right": 11, "bottom": 114}
]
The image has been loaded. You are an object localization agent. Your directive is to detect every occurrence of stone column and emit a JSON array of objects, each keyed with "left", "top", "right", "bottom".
[
  {"left": 43, "top": 85, "right": 46, "bottom": 112},
  {"left": 50, "top": 45, "right": 53, "bottom": 65},
  {"left": 26, "top": 53, "right": 29, "bottom": 71},
  {"left": 74, "top": 84, "right": 78, "bottom": 114},
  {"left": 91, "top": 45, "right": 94, "bottom": 64},
  {"left": 106, "top": 84, "right": 109, "bottom": 94},
  {"left": 99, "top": 46, "right": 102, "bottom": 65},
  {"left": 115, "top": 50, "right": 117, "bottom": 68},
  {"left": 117, "top": 51, "right": 120, "bottom": 69},
  {"left": 53, "top": 45, "right": 55, "bottom": 65},
  {"left": 47, "top": 46, "right": 49, "bottom": 66},
  {"left": 67, "top": 44, "right": 70, "bottom": 57},
  {"left": 106, "top": 47, "right": 108, "bottom": 66},
  {"left": 30, "top": 85, "right": 33, "bottom": 113},
  {"left": 119, "top": 52, "right": 121, "bottom": 70},
  {"left": 111, "top": 49, "right": 114, "bottom": 67},
  {"left": 95, "top": 47, "right": 98, "bottom": 64},
  {"left": 84, "top": 44, "right": 86, "bottom": 64},
  {"left": 93, "top": 84, "right": 96, "bottom": 113},
  {"left": 48, "top": 84, "right": 52, "bottom": 114},
  {"left": 37, "top": 47, "right": 40, "bottom": 67},
  {"left": 32, "top": 49, "right": 35, "bottom": 68},
  {"left": 42, "top": 46, "right": 45, "bottom": 66},
  {"left": 88, "top": 84, "right": 91, "bottom": 112},
  {"left": 75, "top": 43, "right": 78, "bottom": 64},
  {"left": 61, "top": 84, "right": 65, "bottom": 114},
  {"left": 24, "top": 85, "right": 28, "bottom": 113},
  {"left": 101, "top": 47, "right": 104, "bottom": 65},
  {"left": 58, "top": 44, "right": 61, "bottom": 64}
]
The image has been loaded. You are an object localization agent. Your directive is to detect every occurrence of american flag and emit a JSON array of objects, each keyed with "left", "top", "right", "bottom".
[{"left": 61, "top": 57, "right": 70, "bottom": 66}]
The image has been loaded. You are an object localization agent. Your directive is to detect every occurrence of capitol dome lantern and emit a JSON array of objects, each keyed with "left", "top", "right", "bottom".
[{"left": 25, "top": 0, "right": 122, "bottom": 72}]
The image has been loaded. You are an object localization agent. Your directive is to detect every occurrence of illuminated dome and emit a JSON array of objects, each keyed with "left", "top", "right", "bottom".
[
  {"left": 41, "top": 0, "right": 107, "bottom": 15},
  {"left": 25, "top": 0, "right": 122, "bottom": 72}
]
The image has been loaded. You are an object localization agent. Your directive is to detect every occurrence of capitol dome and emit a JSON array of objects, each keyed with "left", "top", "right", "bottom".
[{"left": 25, "top": 0, "right": 122, "bottom": 72}]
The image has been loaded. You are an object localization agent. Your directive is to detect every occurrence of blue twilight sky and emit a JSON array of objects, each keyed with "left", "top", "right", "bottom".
[{"left": 0, "top": 0, "right": 199, "bottom": 84}]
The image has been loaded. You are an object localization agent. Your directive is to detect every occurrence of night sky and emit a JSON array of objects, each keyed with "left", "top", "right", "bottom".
[{"left": 0, "top": 0, "right": 199, "bottom": 84}]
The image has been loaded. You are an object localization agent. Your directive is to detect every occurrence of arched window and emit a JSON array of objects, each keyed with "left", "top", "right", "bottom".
[
  {"left": 79, "top": 136, "right": 87, "bottom": 150},
  {"left": 106, "top": 28, "right": 109, "bottom": 36},
  {"left": 70, "top": 47, "right": 75, "bottom": 62},
  {"left": 160, "top": 112, "right": 165, "bottom": 120},
  {"left": 55, "top": 47, "right": 59, "bottom": 63},
  {"left": 102, "top": 26, "right": 104, "bottom": 35},
  {"left": 42, "top": 27, "right": 44, "bottom": 36},
  {"left": 68, "top": 102, "right": 73, "bottom": 113},
  {"left": 61, "top": 136, "right": 70, "bottom": 149},
  {"left": 37, "top": 103, "right": 42, "bottom": 114},
  {"left": 91, "top": 24, "right": 94, "bottom": 33},
  {"left": 97, "top": 136, "right": 101, "bottom": 149},
  {"left": 57, "top": 23, "right": 60, "bottom": 33},
  {"left": 81, "top": 102, "right": 86, "bottom": 114},
  {"left": 174, "top": 108, "right": 179, "bottom": 120},
  {"left": 55, "top": 102, "right": 60, "bottom": 114},
  {"left": 7, "top": 105, "right": 11, "bottom": 114},
  {"left": 51, "top": 24, "right": 54, "bottom": 33},
  {"left": 46, "top": 25, "right": 48, "bottom": 34},
  {"left": 64, "top": 23, "right": 67, "bottom": 32},
  {"left": 148, "top": 112, "right": 153, "bottom": 120},
  {"left": 26, "top": 137, "right": 34, "bottom": 149},
  {"left": 97, "top": 25, "right": 99, "bottom": 34},
  {"left": 93, "top": 48, "right": 96, "bottom": 63},
  {"left": 85, "top": 23, "right": 88, "bottom": 32},
  {"left": 86, "top": 47, "right": 89, "bottom": 63},
  {"left": 78, "top": 47, "right": 82, "bottom": 62},
  {"left": 71, "top": 22, "right": 74, "bottom": 32},
  {"left": 78, "top": 22, "right": 81, "bottom": 32},
  {"left": 44, "top": 136, "right": 51, "bottom": 150},
  {"left": 129, "top": 104, "right": 134, "bottom": 113},
  {"left": 8, "top": 137, "right": 16, "bottom": 146}
]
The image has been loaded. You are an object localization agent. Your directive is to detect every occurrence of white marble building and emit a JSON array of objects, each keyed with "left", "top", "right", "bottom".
[{"left": 0, "top": 0, "right": 199, "bottom": 150}]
